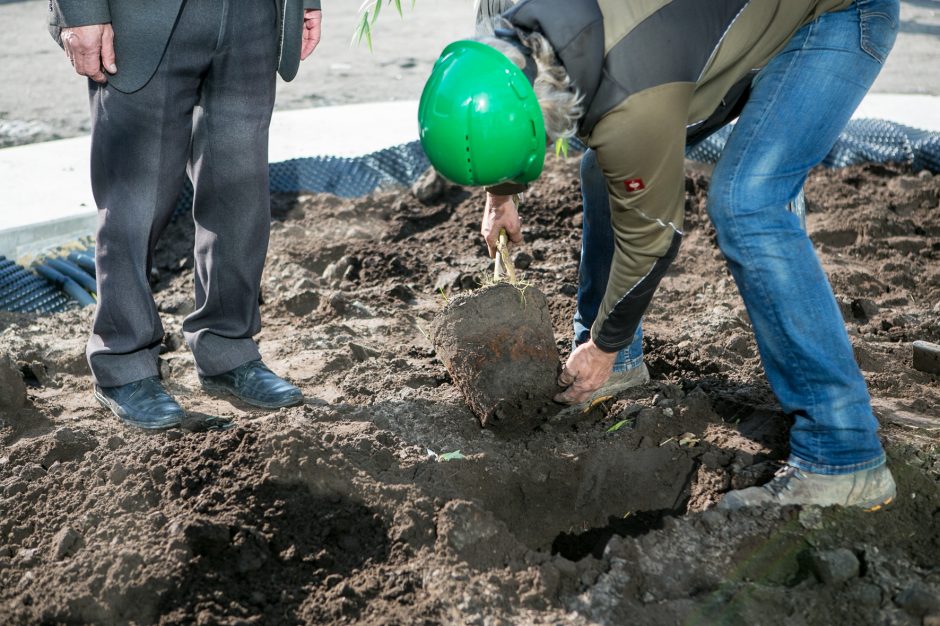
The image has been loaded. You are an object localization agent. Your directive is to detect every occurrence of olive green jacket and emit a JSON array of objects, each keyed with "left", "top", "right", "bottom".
[
  {"left": 505, "top": 0, "right": 852, "bottom": 350},
  {"left": 49, "top": 0, "right": 321, "bottom": 92}
]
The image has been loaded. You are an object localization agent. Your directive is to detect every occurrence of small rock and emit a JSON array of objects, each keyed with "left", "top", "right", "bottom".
[
  {"left": 634, "top": 408, "right": 661, "bottom": 433},
  {"left": 512, "top": 251, "right": 533, "bottom": 270},
  {"left": 846, "top": 581, "right": 882, "bottom": 608},
  {"left": 923, "top": 614, "right": 940, "bottom": 626},
  {"left": 328, "top": 292, "right": 350, "bottom": 316},
  {"left": 552, "top": 556, "right": 577, "bottom": 578},
  {"left": 459, "top": 273, "right": 480, "bottom": 291},
  {"left": 894, "top": 582, "right": 940, "bottom": 617},
  {"left": 699, "top": 509, "right": 725, "bottom": 532},
  {"left": 108, "top": 462, "right": 129, "bottom": 485},
  {"left": 799, "top": 507, "right": 825, "bottom": 530},
  {"left": 284, "top": 290, "right": 320, "bottom": 317},
  {"left": 433, "top": 271, "right": 461, "bottom": 294},
  {"left": 51, "top": 527, "right": 82, "bottom": 560},
  {"left": 387, "top": 284, "right": 415, "bottom": 303},
  {"left": 559, "top": 284, "right": 578, "bottom": 296},
  {"left": 349, "top": 342, "right": 380, "bottom": 362},
  {"left": 850, "top": 298, "right": 879, "bottom": 321},
  {"left": 16, "top": 548, "right": 40, "bottom": 567},
  {"left": 436, "top": 500, "right": 524, "bottom": 569},
  {"left": 913, "top": 340, "right": 940, "bottom": 375},
  {"left": 0, "top": 354, "right": 27, "bottom": 410},
  {"left": 106, "top": 436, "right": 125, "bottom": 451},
  {"left": 810, "top": 548, "right": 859, "bottom": 584},
  {"left": 411, "top": 167, "right": 447, "bottom": 203}
]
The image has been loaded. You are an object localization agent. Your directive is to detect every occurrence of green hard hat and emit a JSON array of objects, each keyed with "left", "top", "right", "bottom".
[{"left": 418, "top": 40, "right": 546, "bottom": 187}]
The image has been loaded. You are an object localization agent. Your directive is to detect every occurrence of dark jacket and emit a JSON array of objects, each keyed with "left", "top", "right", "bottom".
[{"left": 49, "top": 0, "right": 321, "bottom": 92}]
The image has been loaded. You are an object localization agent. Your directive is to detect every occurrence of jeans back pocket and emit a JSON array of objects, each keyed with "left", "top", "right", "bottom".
[{"left": 857, "top": 0, "right": 900, "bottom": 64}]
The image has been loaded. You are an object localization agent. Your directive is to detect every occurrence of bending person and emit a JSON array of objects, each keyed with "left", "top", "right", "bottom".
[{"left": 419, "top": 0, "right": 899, "bottom": 510}]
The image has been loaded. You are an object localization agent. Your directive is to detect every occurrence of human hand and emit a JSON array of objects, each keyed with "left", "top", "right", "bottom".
[
  {"left": 481, "top": 193, "right": 523, "bottom": 258},
  {"left": 61, "top": 24, "right": 116, "bottom": 84},
  {"left": 300, "top": 9, "right": 322, "bottom": 60},
  {"left": 554, "top": 340, "right": 617, "bottom": 404}
]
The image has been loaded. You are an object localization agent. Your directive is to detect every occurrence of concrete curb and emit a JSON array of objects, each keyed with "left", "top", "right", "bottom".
[{"left": 2, "top": 95, "right": 939, "bottom": 260}]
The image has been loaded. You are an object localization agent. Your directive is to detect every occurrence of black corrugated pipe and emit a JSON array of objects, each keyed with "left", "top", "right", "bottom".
[{"left": 33, "top": 264, "right": 96, "bottom": 307}]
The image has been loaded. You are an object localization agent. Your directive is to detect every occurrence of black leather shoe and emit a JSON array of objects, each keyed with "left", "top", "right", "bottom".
[
  {"left": 94, "top": 377, "right": 185, "bottom": 430},
  {"left": 200, "top": 360, "right": 303, "bottom": 409}
]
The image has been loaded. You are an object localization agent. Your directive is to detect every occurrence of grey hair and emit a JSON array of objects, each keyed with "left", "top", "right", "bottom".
[{"left": 472, "top": 2, "right": 583, "bottom": 143}]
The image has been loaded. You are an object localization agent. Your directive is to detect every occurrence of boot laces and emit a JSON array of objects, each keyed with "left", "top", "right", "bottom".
[{"left": 765, "top": 465, "right": 804, "bottom": 497}]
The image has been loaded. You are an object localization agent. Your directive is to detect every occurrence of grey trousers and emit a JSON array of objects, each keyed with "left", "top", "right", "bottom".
[{"left": 86, "top": 0, "right": 278, "bottom": 387}]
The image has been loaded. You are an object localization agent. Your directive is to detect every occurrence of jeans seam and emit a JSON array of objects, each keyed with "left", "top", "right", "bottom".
[
  {"left": 788, "top": 452, "right": 885, "bottom": 475},
  {"left": 720, "top": 21, "right": 821, "bottom": 454}
]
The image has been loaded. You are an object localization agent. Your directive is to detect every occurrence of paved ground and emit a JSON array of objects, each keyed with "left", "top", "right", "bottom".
[
  {"left": 0, "top": 0, "right": 472, "bottom": 147},
  {"left": 0, "top": 0, "right": 937, "bottom": 148}
]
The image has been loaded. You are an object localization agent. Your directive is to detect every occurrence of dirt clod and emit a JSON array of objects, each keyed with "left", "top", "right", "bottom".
[
  {"left": 810, "top": 548, "right": 861, "bottom": 584},
  {"left": 0, "top": 354, "right": 27, "bottom": 411},
  {"left": 431, "top": 282, "right": 562, "bottom": 428}
]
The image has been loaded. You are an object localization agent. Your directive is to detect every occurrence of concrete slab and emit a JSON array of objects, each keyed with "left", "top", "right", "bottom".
[
  {"left": 0, "top": 101, "right": 420, "bottom": 261},
  {"left": 853, "top": 94, "right": 940, "bottom": 132},
  {"left": 1, "top": 95, "right": 938, "bottom": 260}
]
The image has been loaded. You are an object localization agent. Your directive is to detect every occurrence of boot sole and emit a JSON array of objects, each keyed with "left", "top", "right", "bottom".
[
  {"left": 94, "top": 389, "right": 183, "bottom": 430},
  {"left": 200, "top": 381, "right": 304, "bottom": 410},
  {"left": 863, "top": 495, "right": 894, "bottom": 512}
]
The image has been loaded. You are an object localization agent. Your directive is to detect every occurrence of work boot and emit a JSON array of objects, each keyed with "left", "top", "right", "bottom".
[
  {"left": 95, "top": 377, "right": 185, "bottom": 430},
  {"left": 717, "top": 463, "right": 896, "bottom": 511},
  {"left": 200, "top": 359, "right": 303, "bottom": 409},
  {"left": 557, "top": 362, "right": 650, "bottom": 417}
]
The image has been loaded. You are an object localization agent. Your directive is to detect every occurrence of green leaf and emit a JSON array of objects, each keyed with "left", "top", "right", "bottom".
[
  {"left": 439, "top": 450, "right": 466, "bottom": 462},
  {"left": 607, "top": 419, "right": 630, "bottom": 433},
  {"left": 371, "top": 0, "right": 382, "bottom": 25},
  {"left": 554, "top": 137, "right": 569, "bottom": 159},
  {"left": 394, "top": 0, "right": 403, "bottom": 17}
]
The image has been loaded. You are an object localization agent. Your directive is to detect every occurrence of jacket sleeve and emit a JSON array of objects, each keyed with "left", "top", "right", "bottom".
[
  {"left": 485, "top": 182, "right": 529, "bottom": 196},
  {"left": 587, "top": 83, "right": 692, "bottom": 352},
  {"left": 304, "top": 0, "right": 321, "bottom": 9},
  {"left": 49, "top": 0, "right": 112, "bottom": 27}
]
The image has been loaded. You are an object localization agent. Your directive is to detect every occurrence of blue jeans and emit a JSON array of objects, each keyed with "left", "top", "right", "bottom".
[
  {"left": 576, "top": 0, "right": 898, "bottom": 474},
  {"left": 573, "top": 148, "right": 644, "bottom": 374},
  {"left": 708, "top": 0, "right": 898, "bottom": 474}
]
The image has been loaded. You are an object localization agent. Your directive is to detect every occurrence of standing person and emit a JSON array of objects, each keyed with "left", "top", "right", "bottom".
[
  {"left": 49, "top": 0, "right": 323, "bottom": 429},
  {"left": 419, "top": 0, "right": 899, "bottom": 509}
]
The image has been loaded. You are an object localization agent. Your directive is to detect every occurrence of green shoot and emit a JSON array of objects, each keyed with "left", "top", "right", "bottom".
[
  {"left": 555, "top": 137, "right": 570, "bottom": 159},
  {"left": 439, "top": 450, "right": 466, "bottom": 462},
  {"left": 607, "top": 418, "right": 632, "bottom": 433}
]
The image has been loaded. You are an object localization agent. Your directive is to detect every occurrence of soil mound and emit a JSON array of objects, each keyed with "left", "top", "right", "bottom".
[{"left": 1, "top": 159, "right": 938, "bottom": 625}]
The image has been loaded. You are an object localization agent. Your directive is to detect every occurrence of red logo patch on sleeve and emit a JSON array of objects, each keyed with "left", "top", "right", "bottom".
[{"left": 624, "top": 178, "right": 646, "bottom": 192}]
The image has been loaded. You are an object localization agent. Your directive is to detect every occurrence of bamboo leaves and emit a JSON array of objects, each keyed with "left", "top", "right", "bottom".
[{"left": 354, "top": 0, "right": 415, "bottom": 51}]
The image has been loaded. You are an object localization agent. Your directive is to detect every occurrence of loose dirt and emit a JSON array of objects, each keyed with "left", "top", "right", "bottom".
[{"left": 1, "top": 157, "right": 938, "bottom": 625}]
